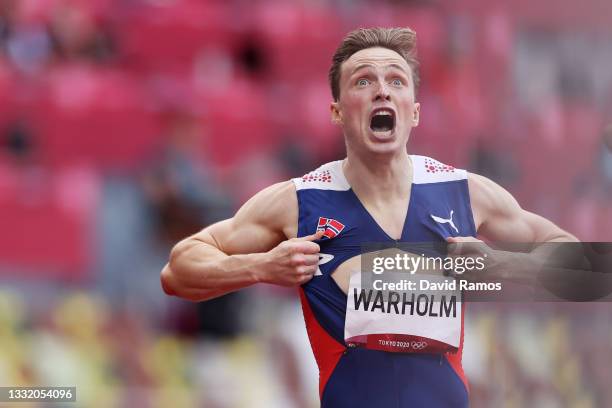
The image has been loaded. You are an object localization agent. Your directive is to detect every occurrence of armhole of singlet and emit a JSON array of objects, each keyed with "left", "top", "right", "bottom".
[
  {"left": 290, "top": 178, "right": 306, "bottom": 239},
  {"left": 462, "top": 173, "right": 479, "bottom": 237}
]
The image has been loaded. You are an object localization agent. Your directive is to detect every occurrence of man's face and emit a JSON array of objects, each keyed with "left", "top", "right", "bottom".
[{"left": 331, "top": 47, "right": 420, "bottom": 156}]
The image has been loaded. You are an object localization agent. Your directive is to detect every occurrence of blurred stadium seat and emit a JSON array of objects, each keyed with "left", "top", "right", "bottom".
[
  {"left": 0, "top": 166, "right": 99, "bottom": 278},
  {"left": 118, "top": 0, "right": 238, "bottom": 75},
  {"left": 29, "top": 65, "right": 162, "bottom": 170}
]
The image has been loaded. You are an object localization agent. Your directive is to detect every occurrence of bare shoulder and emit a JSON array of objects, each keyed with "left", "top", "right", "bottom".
[
  {"left": 467, "top": 172, "right": 575, "bottom": 242},
  {"left": 468, "top": 173, "right": 532, "bottom": 242},
  {"left": 184, "top": 181, "right": 298, "bottom": 256},
  {"left": 234, "top": 180, "right": 298, "bottom": 238},
  {"left": 468, "top": 172, "right": 517, "bottom": 229}
]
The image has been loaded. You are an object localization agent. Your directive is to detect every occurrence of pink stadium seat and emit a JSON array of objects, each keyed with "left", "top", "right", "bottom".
[
  {"left": 197, "top": 80, "right": 277, "bottom": 167},
  {"left": 388, "top": 7, "right": 447, "bottom": 65},
  {"left": 0, "top": 166, "right": 98, "bottom": 279},
  {"left": 30, "top": 65, "right": 162, "bottom": 170},
  {"left": 0, "top": 64, "right": 18, "bottom": 128},
  {"left": 119, "top": 0, "right": 236, "bottom": 74},
  {"left": 293, "top": 80, "right": 341, "bottom": 157},
  {"left": 14, "top": 0, "right": 115, "bottom": 24},
  {"left": 251, "top": 2, "right": 344, "bottom": 81}
]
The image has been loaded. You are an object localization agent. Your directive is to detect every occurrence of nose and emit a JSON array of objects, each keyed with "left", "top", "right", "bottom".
[{"left": 374, "top": 80, "right": 391, "bottom": 101}]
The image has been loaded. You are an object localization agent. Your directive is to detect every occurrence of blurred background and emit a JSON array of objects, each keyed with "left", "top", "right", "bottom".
[{"left": 0, "top": 0, "right": 611, "bottom": 406}]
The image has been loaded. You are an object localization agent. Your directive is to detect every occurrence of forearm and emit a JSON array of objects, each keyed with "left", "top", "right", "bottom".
[
  {"left": 487, "top": 234, "right": 583, "bottom": 284},
  {"left": 163, "top": 238, "right": 266, "bottom": 302}
]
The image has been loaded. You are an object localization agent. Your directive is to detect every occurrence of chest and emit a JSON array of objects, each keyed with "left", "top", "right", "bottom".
[
  {"left": 358, "top": 194, "right": 410, "bottom": 241},
  {"left": 298, "top": 181, "right": 475, "bottom": 269}
]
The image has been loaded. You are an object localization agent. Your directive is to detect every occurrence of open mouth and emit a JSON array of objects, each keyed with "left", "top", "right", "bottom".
[{"left": 369, "top": 108, "right": 395, "bottom": 133}]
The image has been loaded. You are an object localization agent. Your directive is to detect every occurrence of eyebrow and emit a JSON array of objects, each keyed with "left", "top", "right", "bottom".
[{"left": 350, "top": 63, "right": 409, "bottom": 76}]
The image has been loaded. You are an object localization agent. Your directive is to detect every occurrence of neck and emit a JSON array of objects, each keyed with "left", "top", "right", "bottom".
[{"left": 343, "top": 149, "right": 413, "bottom": 199}]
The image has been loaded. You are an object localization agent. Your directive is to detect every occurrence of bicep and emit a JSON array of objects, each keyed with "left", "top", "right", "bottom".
[
  {"left": 469, "top": 173, "right": 572, "bottom": 244},
  {"left": 481, "top": 207, "right": 565, "bottom": 244},
  {"left": 189, "top": 181, "right": 298, "bottom": 255}
]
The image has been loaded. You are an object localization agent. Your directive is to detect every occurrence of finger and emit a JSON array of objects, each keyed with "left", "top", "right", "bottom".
[
  {"left": 300, "top": 254, "right": 320, "bottom": 266},
  {"left": 446, "top": 236, "right": 480, "bottom": 245},
  {"left": 291, "top": 253, "right": 319, "bottom": 266},
  {"left": 447, "top": 238, "right": 483, "bottom": 255},
  {"left": 448, "top": 243, "right": 476, "bottom": 256},
  {"left": 292, "top": 241, "right": 321, "bottom": 255},
  {"left": 446, "top": 241, "right": 461, "bottom": 256},
  {"left": 298, "top": 264, "right": 317, "bottom": 275},
  {"left": 446, "top": 236, "right": 483, "bottom": 243},
  {"left": 446, "top": 236, "right": 467, "bottom": 255},
  {"left": 294, "top": 230, "right": 325, "bottom": 242},
  {"left": 299, "top": 273, "right": 314, "bottom": 284}
]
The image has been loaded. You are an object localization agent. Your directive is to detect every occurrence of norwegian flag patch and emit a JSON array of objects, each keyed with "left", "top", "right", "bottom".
[{"left": 317, "top": 217, "right": 345, "bottom": 239}]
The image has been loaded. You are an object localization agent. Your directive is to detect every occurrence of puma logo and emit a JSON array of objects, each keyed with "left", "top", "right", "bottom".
[
  {"left": 430, "top": 210, "right": 459, "bottom": 234},
  {"left": 315, "top": 253, "right": 334, "bottom": 276}
]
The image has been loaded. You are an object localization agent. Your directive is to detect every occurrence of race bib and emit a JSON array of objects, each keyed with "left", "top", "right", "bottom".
[{"left": 344, "top": 270, "right": 461, "bottom": 353}]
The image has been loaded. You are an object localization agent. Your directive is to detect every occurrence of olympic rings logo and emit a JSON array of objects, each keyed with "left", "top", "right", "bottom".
[{"left": 410, "top": 341, "right": 428, "bottom": 350}]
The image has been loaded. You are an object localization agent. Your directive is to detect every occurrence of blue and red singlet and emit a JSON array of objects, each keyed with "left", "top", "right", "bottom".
[{"left": 291, "top": 155, "right": 476, "bottom": 407}]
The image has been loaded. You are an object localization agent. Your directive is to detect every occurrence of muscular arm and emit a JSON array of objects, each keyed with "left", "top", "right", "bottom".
[
  {"left": 452, "top": 173, "right": 580, "bottom": 282},
  {"left": 469, "top": 173, "right": 577, "bottom": 245},
  {"left": 161, "top": 181, "right": 320, "bottom": 302}
]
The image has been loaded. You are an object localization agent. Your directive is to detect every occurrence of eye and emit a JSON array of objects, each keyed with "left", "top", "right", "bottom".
[
  {"left": 390, "top": 78, "right": 404, "bottom": 86},
  {"left": 357, "top": 78, "right": 370, "bottom": 87}
]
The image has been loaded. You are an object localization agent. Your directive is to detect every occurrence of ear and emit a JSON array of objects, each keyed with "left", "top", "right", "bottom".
[
  {"left": 412, "top": 102, "right": 420, "bottom": 127},
  {"left": 330, "top": 101, "right": 343, "bottom": 125}
]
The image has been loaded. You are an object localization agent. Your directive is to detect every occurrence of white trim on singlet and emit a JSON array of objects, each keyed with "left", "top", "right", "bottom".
[
  {"left": 292, "top": 155, "right": 466, "bottom": 191},
  {"left": 292, "top": 160, "right": 350, "bottom": 191},
  {"left": 411, "top": 155, "right": 467, "bottom": 184}
]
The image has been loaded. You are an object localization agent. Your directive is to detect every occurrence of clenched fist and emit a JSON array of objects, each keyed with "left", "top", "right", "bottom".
[{"left": 257, "top": 231, "right": 324, "bottom": 286}]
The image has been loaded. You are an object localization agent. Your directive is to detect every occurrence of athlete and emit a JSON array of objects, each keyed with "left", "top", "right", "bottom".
[{"left": 161, "top": 28, "right": 577, "bottom": 407}]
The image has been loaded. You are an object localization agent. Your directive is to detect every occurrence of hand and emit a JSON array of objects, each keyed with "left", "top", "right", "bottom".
[
  {"left": 446, "top": 236, "right": 491, "bottom": 257},
  {"left": 257, "top": 231, "right": 324, "bottom": 286},
  {"left": 446, "top": 236, "right": 496, "bottom": 280}
]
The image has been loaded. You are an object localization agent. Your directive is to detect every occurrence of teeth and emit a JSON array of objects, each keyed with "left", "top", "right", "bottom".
[{"left": 373, "top": 109, "right": 393, "bottom": 116}]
